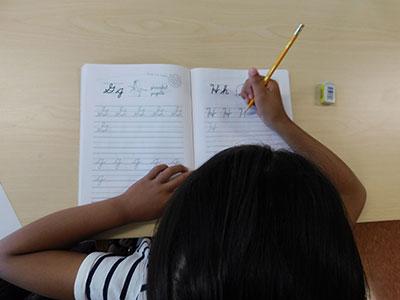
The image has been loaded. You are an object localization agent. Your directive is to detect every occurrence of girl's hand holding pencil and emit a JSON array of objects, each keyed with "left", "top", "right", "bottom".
[{"left": 240, "top": 68, "right": 290, "bottom": 128}]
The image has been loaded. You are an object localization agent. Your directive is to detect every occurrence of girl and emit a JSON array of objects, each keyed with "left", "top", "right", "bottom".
[{"left": 0, "top": 68, "right": 367, "bottom": 299}]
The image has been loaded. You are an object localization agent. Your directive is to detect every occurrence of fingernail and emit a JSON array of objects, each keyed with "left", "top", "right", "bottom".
[{"left": 249, "top": 68, "right": 258, "bottom": 77}]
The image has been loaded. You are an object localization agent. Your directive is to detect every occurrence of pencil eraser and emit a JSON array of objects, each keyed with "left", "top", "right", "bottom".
[{"left": 320, "top": 82, "right": 335, "bottom": 104}]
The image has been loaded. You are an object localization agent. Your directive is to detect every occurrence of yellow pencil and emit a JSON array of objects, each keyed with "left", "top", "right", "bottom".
[{"left": 245, "top": 24, "right": 304, "bottom": 112}]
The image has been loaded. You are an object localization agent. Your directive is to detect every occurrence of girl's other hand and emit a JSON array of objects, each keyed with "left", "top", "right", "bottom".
[{"left": 117, "top": 164, "right": 190, "bottom": 222}]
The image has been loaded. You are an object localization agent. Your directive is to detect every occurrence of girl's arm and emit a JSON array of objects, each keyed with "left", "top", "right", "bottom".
[
  {"left": 241, "top": 68, "right": 366, "bottom": 226},
  {"left": 273, "top": 118, "right": 366, "bottom": 225},
  {"left": 0, "top": 164, "right": 189, "bottom": 299}
]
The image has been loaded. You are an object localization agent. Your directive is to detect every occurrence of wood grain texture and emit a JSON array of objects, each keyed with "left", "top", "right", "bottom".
[
  {"left": 354, "top": 221, "right": 400, "bottom": 300},
  {"left": 1, "top": 0, "right": 400, "bottom": 237}
]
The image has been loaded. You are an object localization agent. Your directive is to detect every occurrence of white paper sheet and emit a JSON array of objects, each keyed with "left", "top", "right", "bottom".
[
  {"left": 0, "top": 183, "right": 21, "bottom": 239},
  {"left": 191, "top": 68, "right": 293, "bottom": 167},
  {"left": 79, "top": 64, "right": 194, "bottom": 205},
  {"left": 79, "top": 65, "right": 293, "bottom": 205}
]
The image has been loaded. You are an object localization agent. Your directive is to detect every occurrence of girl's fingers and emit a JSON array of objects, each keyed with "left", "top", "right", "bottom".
[
  {"left": 146, "top": 164, "right": 168, "bottom": 179},
  {"left": 240, "top": 80, "right": 254, "bottom": 101},
  {"left": 247, "top": 68, "right": 259, "bottom": 100},
  {"left": 247, "top": 86, "right": 254, "bottom": 101},
  {"left": 157, "top": 164, "right": 188, "bottom": 183},
  {"left": 248, "top": 67, "right": 259, "bottom": 77},
  {"left": 241, "top": 68, "right": 260, "bottom": 101},
  {"left": 240, "top": 79, "right": 250, "bottom": 99},
  {"left": 165, "top": 171, "right": 191, "bottom": 191},
  {"left": 266, "top": 79, "right": 279, "bottom": 92}
]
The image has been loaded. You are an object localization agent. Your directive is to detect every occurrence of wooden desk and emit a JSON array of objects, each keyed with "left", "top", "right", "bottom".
[{"left": 1, "top": 0, "right": 400, "bottom": 237}]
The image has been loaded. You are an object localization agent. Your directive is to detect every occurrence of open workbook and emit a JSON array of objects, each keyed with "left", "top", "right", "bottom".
[{"left": 79, "top": 64, "right": 292, "bottom": 206}]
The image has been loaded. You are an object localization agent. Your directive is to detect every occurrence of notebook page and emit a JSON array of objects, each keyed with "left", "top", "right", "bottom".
[
  {"left": 191, "top": 68, "right": 292, "bottom": 167},
  {"left": 79, "top": 64, "right": 193, "bottom": 205},
  {"left": 0, "top": 183, "right": 21, "bottom": 239}
]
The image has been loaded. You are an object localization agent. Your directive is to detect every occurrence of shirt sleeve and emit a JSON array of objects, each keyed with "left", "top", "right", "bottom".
[{"left": 74, "top": 238, "right": 151, "bottom": 300}]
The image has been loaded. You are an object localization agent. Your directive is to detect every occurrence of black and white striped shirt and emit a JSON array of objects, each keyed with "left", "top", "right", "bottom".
[{"left": 74, "top": 238, "right": 151, "bottom": 300}]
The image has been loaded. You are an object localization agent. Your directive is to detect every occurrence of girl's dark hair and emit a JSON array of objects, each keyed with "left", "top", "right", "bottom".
[{"left": 147, "top": 145, "right": 367, "bottom": 300}]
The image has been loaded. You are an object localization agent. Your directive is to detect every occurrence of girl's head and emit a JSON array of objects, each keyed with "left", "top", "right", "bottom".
[{"left": 148, "top": 145, "right": 366, "bottom": 300}]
